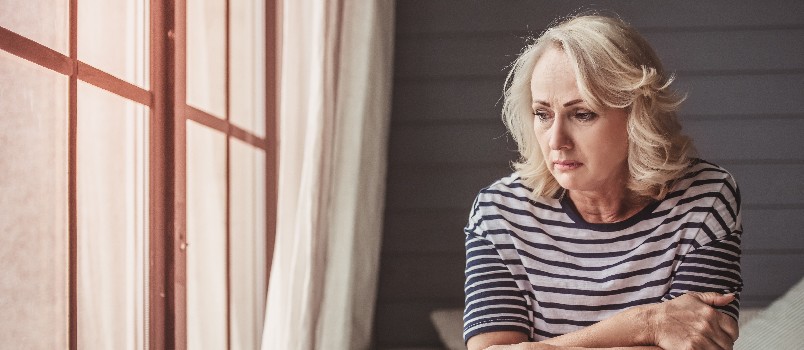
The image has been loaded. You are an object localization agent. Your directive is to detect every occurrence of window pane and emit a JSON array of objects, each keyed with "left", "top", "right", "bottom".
[
  {"left": 78, "top": 0, "right": 150, "bottom": 89},
  {"left": 0, "top": 0, "right": 69, "bottom": 54},
  {"left": 229, "top": 0, "right": 265, "bottom": 137},
  {"left": 229, "top": 138, "right": 267, "bottom": 350},
  {"left": 186, "top": 121, "right": 227, "bottom": 350},
  {"left": 0, "top": 51, "right": 68, "bottom": 348},
  {"left": 77, "top": 81, "right": 149, "bottom": 350},
  {"left": 187, "top": 0, "right": 226, "bottom": 118}
]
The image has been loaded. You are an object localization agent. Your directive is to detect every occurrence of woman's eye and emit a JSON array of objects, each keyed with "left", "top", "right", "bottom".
[
  {"left": 574, "top": 112, "right": 597, "bottom": 122},
  {"left": 534, "top": 111, "right": 552, "bottom": 122}
]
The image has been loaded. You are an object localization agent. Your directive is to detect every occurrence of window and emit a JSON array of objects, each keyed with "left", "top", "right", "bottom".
[{"left": 0, "top": 0, "right": 277, "bottom": 348}]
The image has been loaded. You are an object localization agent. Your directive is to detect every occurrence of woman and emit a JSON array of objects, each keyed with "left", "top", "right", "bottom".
[{"left": 463, "top": 15, "right": 742, "bottom": 350}]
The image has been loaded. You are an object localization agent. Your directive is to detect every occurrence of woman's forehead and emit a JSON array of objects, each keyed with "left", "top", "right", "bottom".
[{"left": 530, "top": 48, "right": 582, "bottom": 102}]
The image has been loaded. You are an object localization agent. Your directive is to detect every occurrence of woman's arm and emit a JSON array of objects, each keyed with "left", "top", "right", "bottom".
[
  {"left": 467, "top": 292, "right": 737, "bottom": 350},
  {"left": 468, "top": 331, "right": 660, "bottom": 350},
  {"left": 541, "top": 292, "right": 738, "bottom": 349},
  {"left": 467, "top": 330, "right": 528, "bottom": 350}
]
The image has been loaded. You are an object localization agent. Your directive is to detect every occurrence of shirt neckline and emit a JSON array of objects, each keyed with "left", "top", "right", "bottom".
[{"left": 559, "top": 191, "right": 661, "bottom": 231}]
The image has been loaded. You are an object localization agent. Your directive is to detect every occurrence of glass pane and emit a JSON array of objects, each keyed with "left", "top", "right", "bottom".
[
  {"left": 0, "top": 0, "right": 69, "bottom": 54},
  {"left": 229, "top": 0, "right": 266, "bottom": 137},
  {"left": 187, "top": 0, "right": 226, "bottom": 118},
  {"left": 229, "top": 138, "right": 267, "bottom": 350},
  {"left": 0, "top": 51, "right": 68, "bottom": 348},
  {"left": 78, "top": 0, "right": 150, "bottom": 89},
  {"left": 77, "top": 81, "right": 149, "bottom": 350},
  {"left": 186, "top": 121, "right": 227, "bottom": 350}
]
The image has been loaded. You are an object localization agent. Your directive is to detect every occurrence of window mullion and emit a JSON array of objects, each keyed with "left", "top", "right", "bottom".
[
  {"left": 148, "top": 0, "right": 174, "bottom": 349},
  {"left": 68, "top": 0, "right": 79, "bottom": 348}
]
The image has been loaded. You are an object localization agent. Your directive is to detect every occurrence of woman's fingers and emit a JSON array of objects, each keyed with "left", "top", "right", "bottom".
[
  {"left": 689, "top": 291, "right": 736, "bottom": 307},
  {"left": 718, "top": 312, "right": 740, "bottom": 342},
  {"left": 689, "top": 292, "right": 739, "bottom": 342},
  {"left": 696, "top": 307, "right": 734, "bottom": 350},
  {"left": 710, "top": 327, "right": 735, "bottom": 350}
]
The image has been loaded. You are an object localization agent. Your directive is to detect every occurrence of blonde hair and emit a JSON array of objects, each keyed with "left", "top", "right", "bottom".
[{"left": 503, "top": 14, "right": 695, "bottom": 200}]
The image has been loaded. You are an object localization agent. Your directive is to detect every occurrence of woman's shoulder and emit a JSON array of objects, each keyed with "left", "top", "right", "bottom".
[
  {"left": 466, "top": 172, "right": 563, "bottom": 235},
  {"left": 471, "top": 172, "right": 561, "bottom": 212},
  {"left": 674, "top": 158, "right": 739, "bottom": 191},
  {"left": 669, "top": 158, "right": 742, "bottom": 238},
  {"left": 476, "top": 172, "right": 546, "bottom": 202},
  {"left": 481, "top": 172, "right": 529, "bottom": 192}
]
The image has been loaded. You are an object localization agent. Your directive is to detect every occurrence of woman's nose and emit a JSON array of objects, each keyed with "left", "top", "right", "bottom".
[{"left": 548, "top": 119, "right": 572, "bottom": 150}]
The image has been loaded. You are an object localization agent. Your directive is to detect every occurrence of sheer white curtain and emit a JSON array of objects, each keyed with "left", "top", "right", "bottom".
[{"left": 261, "top": 0, "right": 395, "bottom": 349}]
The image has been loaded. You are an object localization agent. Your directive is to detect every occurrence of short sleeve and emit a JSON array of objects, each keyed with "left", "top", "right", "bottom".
[
  {"left": 662, "top": 231, "right": 743, "bottom": 319},
  {"left": 663, "top": 168, "right": 743, "bottom": 320},
  {"left": 463, "top": 193, "right": 531, "bottom": 343}
]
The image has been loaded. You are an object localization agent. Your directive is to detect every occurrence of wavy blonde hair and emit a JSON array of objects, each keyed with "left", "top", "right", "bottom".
[{"left": 503, "top": 14, "right": 695, "bottom": 200}]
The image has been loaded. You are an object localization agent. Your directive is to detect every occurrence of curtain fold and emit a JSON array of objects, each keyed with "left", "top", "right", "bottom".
[{"left": 262, "top": 0, "right": 395, "bottom": 349}]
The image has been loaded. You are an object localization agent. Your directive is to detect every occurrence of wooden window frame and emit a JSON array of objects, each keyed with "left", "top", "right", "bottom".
[{"left": 0, "top": 0, "right": 278, "bottom": 348}]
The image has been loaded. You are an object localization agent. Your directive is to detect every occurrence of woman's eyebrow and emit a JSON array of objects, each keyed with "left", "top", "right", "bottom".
[{"left": 532, "top": 99, "right": 584, "bottom": 107}]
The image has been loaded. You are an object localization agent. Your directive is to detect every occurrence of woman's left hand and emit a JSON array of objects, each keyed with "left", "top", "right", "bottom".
[{"left": 647, "top": 292, "right": 738, "bottom": 350}]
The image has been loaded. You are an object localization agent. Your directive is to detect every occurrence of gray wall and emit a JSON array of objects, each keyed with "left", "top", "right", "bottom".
[{"left": 374, "top": 1, "right": 804, "bottom": 348}]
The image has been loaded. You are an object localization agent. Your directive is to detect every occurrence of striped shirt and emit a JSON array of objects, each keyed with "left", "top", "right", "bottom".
[{"left": 463, "top": 160, "right": 743, "bottom": 342}]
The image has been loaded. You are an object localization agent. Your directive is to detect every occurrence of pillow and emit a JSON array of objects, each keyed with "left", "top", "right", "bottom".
[
  {"left": 738, "top": 307, "right": 764, "bottom": 327},
  {"left": 735, "top": 276, "right": 804, "bottom": 350},
  {"left": 430, "top": 308, "right": 466, "bottom": 350}
]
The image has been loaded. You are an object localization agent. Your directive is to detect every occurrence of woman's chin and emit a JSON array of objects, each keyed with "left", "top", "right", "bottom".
[{"left": 553, "top": 174, "right": 584, "bottom": 190}]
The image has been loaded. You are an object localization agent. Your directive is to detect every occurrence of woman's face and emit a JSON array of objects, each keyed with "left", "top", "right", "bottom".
[{"left": 530, "top": 47, "right": 630, "bottom": 194}]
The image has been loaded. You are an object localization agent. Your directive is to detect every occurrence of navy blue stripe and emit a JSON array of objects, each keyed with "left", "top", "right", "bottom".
[
  {"left": 465, "top": 289, "right": 527, "bottom": 305},
  {"left": 533, "top": 328, "right": 561, "bottom": 339},
  {"left": 523, "top": 257, "right": 679, "bottom": 284},
  {"left": 465, "top": 276, "right": 522, "bottom": 294},
  {"left": 671, "top": 274, "right": 740, "bottom": 288},
  {"left": 537, "top": 296, "right": 661, "bottom": 312},
  {"left": 498, "top": 238, "right": 689, "bottom": 272},
  {"left": 687, "top": 246, "right": 741, "bottom": 262},
  {"left": 465, "top": 257, "right": 508, "bottom": 270},
  {"left": 680, "top": 256, "right": 740, "bottom": 271},
  {"left": 534, "top": 313, "right": 597, "bottom": 327},
  {"left": 674, "top": 266, "right": 741, "bottom": 282},
  {"left": 667, "top": 282, "right": 742, "bottom": 294},
  {"left": 464, "top": 307, "right": 529, "bottom": 320},
  {"left": 506, "top": 274, "right": 670, "bottom": 300},
  {"left": 480, "top": 188, "right": 563, "bottom": 213},
  {"left": 465, "top": 265, "right": 515, "bottom": 281},
  {"left": 529, "top": 275, "right": 673, "bottom": 297},
  {"left": 501, "top": 181, "right": 535, "bottom": 192},
  {"left": 652, "top": 168, "right": 729, "bottom": 201}
]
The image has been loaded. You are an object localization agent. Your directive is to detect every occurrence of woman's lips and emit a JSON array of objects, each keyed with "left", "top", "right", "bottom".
[{"left": 553, "top": 160, "right": 583, "bottom": 171}]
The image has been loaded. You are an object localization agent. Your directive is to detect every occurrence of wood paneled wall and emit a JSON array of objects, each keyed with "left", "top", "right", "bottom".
[{"left": 374, "top": 1, "right": 804, "bottom": 348}]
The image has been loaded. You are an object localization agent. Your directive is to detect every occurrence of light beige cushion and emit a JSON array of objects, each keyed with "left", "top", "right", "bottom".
[{"left": 735, "top": 276, "right": 804, "bottom": 350}]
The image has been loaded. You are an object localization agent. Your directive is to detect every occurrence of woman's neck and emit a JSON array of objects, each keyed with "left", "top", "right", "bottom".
[{"left": 567, "top": 187, "right": 650, "bottom": 224}]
